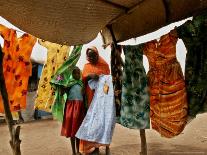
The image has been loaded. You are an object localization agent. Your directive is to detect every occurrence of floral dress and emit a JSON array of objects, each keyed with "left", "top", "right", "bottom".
[
  {"left": 120, "top": 45, "right": 150, "bottom": 129},
  {"left": 34, "top": 39, "right": 70, "bottom": 112},
  {"left": 0, "top": 24, "right": 36, "bottom": 113},
  {"left": 144, "top": 32, "right": 188, "bottom": 138}
]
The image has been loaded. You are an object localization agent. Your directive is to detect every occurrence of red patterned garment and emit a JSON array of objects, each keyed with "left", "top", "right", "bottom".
[
  {"left": 0, "top": 24, "right": 36, "bottom": 113},
  {"left": 144, "top": 31, "right": 188, "bottom": 138}
]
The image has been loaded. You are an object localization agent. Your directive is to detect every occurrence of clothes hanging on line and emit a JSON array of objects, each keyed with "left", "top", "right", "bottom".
[
  {"left": 34, "top": 39, "right": 70, "bottom": 112},
  {"left": 120, "top": 45, "right": 150, "bottom": 129},
  {"left": 110, "top": 44, "right": 123, "bottom": 118},
  {"left": 76, "top": 75, "right": 116, "bottom": 144},
  {"left": 0, "top": 24, "right": 36, "bottom": 113},
  {"left": 176, "top": 13, "right": 207, "bottom": 118},
  {"left": 144, "top": 31, "right": 188, "bottom": 138}
]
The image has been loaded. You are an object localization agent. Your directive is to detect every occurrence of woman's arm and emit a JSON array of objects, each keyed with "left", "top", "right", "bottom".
[{"left": 86, "top": 74, "right": 99, "bottom": 81}]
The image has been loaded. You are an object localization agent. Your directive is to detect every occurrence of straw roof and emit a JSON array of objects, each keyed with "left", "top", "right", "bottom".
[{"left": 0, "top": 0, "right": 207, "bottom": 45}]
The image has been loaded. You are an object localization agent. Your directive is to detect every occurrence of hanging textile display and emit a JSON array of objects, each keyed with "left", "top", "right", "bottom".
[
  {"left": 120, "top": 45, "right": 150, "bottom": 129},
  {"left": 0, "top": 24, "right": 36, "bottom": 113},
  {"left": 50, "top": 45, "right": 83, "bottom": 122},
  {"left": 144, "top": 31, "right": 188, "bottom": 138},
  {"left": 176, "top": 13, "right": 207, "bottom": 118},
  {"left": 110, "top": 44, "right": 123, "bottom": 117},
  {"left": 34, "top": 39, "right": 70, "bottom": 112}
]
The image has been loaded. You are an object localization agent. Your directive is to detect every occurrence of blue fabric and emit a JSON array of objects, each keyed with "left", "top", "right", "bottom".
[
  {"left": 67, "top": 84, "right": 83, "bottom": 101},
  {"left": 76, "top": 75, "right": 116, "bottom": 144}
]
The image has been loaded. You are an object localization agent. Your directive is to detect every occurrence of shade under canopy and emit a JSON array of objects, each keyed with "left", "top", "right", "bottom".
[{"left": 1, "top": 0, "right": 207, "bottom": 45}]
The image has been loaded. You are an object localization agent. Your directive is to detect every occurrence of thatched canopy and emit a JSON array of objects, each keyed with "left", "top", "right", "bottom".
[{"left": 1, "top": 0, "right": 207, "bottom": 45}]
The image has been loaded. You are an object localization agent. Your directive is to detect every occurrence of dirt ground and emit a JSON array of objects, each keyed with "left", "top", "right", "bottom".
[{"left": 0, "top": 114, "right": 207, "bottom": 155}]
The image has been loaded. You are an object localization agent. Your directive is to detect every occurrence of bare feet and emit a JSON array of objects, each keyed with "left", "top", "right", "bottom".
[{"left": 89, "top": 148, "right": 99, "bottom": 155}]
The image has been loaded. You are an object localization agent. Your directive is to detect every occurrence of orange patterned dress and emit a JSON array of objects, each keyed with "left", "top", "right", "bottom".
[
  {"left": 0, "top": 24, "right": 36, "bottom": 113},
  {"left": 144, "top": 32, "right": 188, "bottom": 138}
]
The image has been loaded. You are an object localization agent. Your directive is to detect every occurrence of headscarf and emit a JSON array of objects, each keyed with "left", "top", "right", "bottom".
[{"left": 83, "top": 46, "right": 110, "bottom": 80}]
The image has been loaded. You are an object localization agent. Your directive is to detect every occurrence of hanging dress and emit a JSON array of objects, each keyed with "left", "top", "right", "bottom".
[
  {"left": 176, "top": 13, "right": 207, "bottom": 118},
  {"left": 120, "top": 45, "right": 150, "bottom": 129},
  {"left": 0, "top": 24, "right": 36, "bottom": 113},
  {"left": 111, "top": 44, "right": 123, "bottom": 117},
  {"left": 144, "top": 32, "right": 188, "bottom": 138},
  {"left": 34, "top": 39, "right": 70, "bottom": 112}
]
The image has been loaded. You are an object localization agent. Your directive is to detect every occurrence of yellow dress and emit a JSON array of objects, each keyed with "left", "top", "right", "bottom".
[{"left": 34, "top": 39, "right": 70, "bottom": 112}]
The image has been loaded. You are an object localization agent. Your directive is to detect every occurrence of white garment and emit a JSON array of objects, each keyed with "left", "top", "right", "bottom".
[{"left": 76, "top": 75, "right": 116, "bottom": 144}]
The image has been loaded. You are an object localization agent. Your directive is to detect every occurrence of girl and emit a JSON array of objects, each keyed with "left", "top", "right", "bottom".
[{"left": 61, "top": 67, "right": 85, "bottom": 155}]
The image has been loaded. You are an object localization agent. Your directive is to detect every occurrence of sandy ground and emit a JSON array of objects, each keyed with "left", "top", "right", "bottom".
[{"left": 0, "top": 114, "right": 207, "bottom": 155}]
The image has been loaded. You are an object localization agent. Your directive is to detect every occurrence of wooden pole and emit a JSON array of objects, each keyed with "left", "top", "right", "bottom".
[
  {"left": 107, "top": 25, "right": 148, "bottom": 155},
  {"left": 0, "top": 46, "right": 21, "bottom": 155},
  {"left": 140, "top": 129, "right": 147, "bottom": 155}
]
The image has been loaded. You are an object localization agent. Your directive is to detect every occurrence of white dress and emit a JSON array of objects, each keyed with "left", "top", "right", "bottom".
[{"left": 76, "top": 75, "right": 116, "bottom": 144}]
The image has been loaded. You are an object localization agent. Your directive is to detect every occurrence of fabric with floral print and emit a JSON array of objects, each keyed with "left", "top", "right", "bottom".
[
  {"left": 0, "top": 24, "right": 36, "bottom": 113},
  {"left": 111, "top": 44, "right": 123, "bottom": 118},
  {"left": 34, "top": 39, "right": 70, "bottom": 112},
  {"left": 120, "top": 45, "right": 150, "bottom": 129}
]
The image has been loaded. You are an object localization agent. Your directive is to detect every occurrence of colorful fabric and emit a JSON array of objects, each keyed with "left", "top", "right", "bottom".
[
  {"left": 50, "top": 45, "right": 83, "bottom": 122},
  {"left": 144, "top": 32, "right": 188, "bottom": 138},
  {"left": 61, "top": 100, "right": 85, "bottom": 138},
  {"left": 76, "top": 75, "right": 116, "bottom": 144},
  {"left": 120, "top": 45, "right": 150, "bottom": 129},
  {"left": 34, "top": 39, "right": 70, "bottom": 112},
  {"left": 80, "top": 46, "right": 110, "bottom": 154},
  {"left": 0, "top": 24, "right": 36, "bottom": 113},
  {"left": 111, "top": 44, "right": 123, "bottom": 117},
  {"left": 176, "top": 13, "right": 207, "bottom": 118}
]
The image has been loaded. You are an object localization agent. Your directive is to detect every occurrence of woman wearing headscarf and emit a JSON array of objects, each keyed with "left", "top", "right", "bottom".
[{"left": 79, "top": 46, "right": 111, "bottom": 155}]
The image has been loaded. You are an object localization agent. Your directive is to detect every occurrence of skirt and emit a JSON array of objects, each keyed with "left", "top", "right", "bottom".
[{"left": 61, "top": 100, "right": 85, "bottom": 138}]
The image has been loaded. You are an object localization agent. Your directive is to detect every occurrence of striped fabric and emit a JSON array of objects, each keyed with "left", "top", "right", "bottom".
[{"left": 144, "top": 31, "right": 188, "bottom": 138}]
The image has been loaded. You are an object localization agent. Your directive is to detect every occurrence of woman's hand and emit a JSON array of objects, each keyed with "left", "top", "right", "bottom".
[{"left": 87, "top": 74, "right": 99, "bottom": 81}]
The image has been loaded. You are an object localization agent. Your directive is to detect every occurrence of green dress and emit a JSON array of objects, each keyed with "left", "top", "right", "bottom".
[
  {"left": 120, "top": 45, "right": 150, "bottom": 129},
  {"left": 176, "top": 13, "right": 207, "bottom": 118}
]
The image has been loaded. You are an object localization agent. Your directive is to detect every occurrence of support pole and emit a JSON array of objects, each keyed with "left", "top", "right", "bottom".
[
  {"left": 0, "top": 46, "right": 21, "bottom": 155},
  {"left": 107, "top": 25, "right": 148, "bottom": 155},
  {"left": 140, "top": 129, "right": 147, "bottom": 155}
]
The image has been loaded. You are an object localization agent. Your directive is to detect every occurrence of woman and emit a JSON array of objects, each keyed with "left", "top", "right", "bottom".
[{"left": 80, "top": 46, "right": 110, "bottom": 155}]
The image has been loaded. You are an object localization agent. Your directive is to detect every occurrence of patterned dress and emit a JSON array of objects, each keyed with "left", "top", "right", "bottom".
[
  {"left": 144, "top": 32, "right": 188, "bottom": 138},
  {"left": 0, "top": 24, "right": 36, "bottom": 113},
  {"left": 34, "top": 39, "right": 70, "bottom": 112},
  {"left": 120, "top": 45, "right": 150, "bottom": 129},
  {"left": 176, "top": 13, "right": 207, "bottom": 118},
  {"left": 111, "top": 44, "right": 123, "bottom": 117}
]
